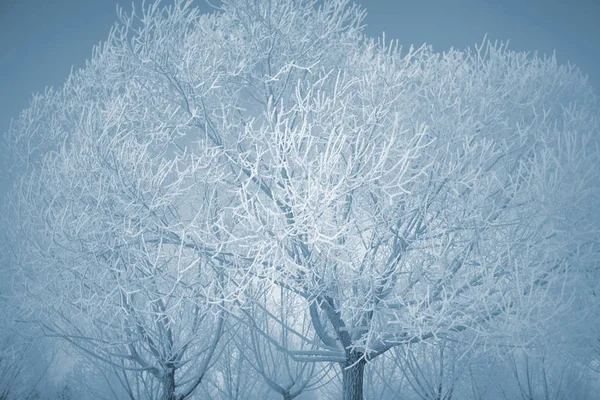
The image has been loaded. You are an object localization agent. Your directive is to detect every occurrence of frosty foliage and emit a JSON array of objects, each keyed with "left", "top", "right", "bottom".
[{"left": 1, "top": 0, "right": 599, "bottom": 399}]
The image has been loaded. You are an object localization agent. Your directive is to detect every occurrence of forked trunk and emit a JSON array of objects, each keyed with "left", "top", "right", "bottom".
[{"left": 342, "top": 353, "right": 366, "bottom": 400}]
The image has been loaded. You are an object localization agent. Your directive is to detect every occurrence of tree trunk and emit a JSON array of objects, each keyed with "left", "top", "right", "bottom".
[
  {"left": 161, "top": 368, "right": 178, "bottom": 400},
  {"left": 342, "top": 353, "right": 366, "bottom": 400}
]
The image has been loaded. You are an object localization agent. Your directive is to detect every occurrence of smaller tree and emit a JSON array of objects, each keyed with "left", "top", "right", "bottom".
[
  {"left": 362, "top": 351, "right": 407, "bottom": 400},
  {"left": 394, "top": 339, "right": 465, "bottom": 400},
  {"left": 234, "top": 286, "right": 333, "bottom": 400},
  {"left": 503, "top": 349, "right": 592, "bottom": 400},
  {"left": 0, "top": 344, "right": 26, "bottom": 400},
  {"left": 201, "top": 323, "right": 270, "bottom": 400}
]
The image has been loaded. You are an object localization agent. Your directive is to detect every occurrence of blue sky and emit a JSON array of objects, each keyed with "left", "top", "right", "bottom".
[{"left": 0, "top": 0, "right": 598, "bottom": 142}]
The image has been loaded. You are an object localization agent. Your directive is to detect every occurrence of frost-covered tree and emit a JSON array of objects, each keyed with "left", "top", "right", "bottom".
[
  {"left": 3, "top": 0, "right": 599, "bottom": 399},
  {"left": 2, "top": 4, "right": 229, "bottom": 399},
  {"left": 189, "top": 2, "right": 598, "bottom": 399}
]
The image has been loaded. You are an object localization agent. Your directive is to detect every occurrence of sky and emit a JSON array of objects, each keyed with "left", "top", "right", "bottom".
[{"left": 0, "top": 0, "right": 598, "bottom": 184}]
